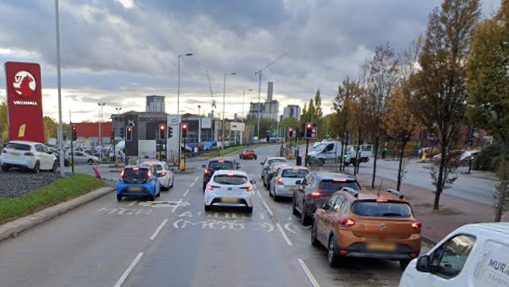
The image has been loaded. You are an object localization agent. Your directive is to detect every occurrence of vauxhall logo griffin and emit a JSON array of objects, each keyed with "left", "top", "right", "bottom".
[{"left": 12, "top": 70, "right": 38, "bottom": 106}]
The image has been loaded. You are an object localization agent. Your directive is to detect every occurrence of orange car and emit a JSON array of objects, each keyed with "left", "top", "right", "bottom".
[{"left": 311, "top": 187, "right": 422, "bottom": 270}]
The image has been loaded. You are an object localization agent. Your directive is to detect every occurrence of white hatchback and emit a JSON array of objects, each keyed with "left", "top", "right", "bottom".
[
  {"left": 139, "top": 161, "right": 174, "bottom": 190},
  {"left": 204, "top": 170, "right": 256, "bottom": 213},
  {"left": 1, "top": 141, "right": 58, "bottom": 173}
]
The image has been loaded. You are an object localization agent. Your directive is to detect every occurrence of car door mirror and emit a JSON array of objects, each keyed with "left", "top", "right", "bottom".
[
  {"left": 250, "top": 179, "right": 256, "bottom": 184},
  {"left": 260, "top": 162, "right": 263, "bottom": 165},
  {"left": 416, "top": 255, "right": 431, "bottom": 273}
]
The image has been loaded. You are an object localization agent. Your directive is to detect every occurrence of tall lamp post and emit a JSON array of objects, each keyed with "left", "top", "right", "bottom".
[
  {"left": 177, "top": 52, "right": 193, "bottom": 168},
  {"left": 221, "top": 72, "right": 236, "bottom": 155},
  {"left": 98, "top": 103, "right": 105, "bottom": 159},
  {"left": 55, "top": 0, "right": 65, "bottom": 176},
  {"left": 114, "top": 107, "right": 121, "bottom": 165}
]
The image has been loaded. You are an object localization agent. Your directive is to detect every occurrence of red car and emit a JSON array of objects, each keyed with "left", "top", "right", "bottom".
[{"left": 240, "top": 149, "right": 257, "bottom": 160}]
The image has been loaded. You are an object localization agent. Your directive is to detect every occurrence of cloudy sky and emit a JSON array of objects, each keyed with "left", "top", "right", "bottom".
[{"left": 0, "top": 0, "right": 501, "bottom": 123}]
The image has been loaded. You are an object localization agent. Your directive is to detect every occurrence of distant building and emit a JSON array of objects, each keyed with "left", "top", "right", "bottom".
[
  {"left": 282, "top": 105, "right": 301, "bottom": 121},
  {"left": 145, "top": 95, "right": 165, "bottom": 113},
  {"left": 246, "top": 82, "right": 279, "bottom": 121},
  {"left": 72, "top": 122, "right": 113, "bottom": 146}
]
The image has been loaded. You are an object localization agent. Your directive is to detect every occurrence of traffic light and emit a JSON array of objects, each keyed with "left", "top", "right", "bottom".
[
  {"left": 126, "top": 127, "right": 133, "bottom": 141},
  {"left": 71, "top": 125, "right": 77, "bottom": 141},
  {"left": 120, "top": 127, "right": 124, "bottom": 139},
  {"left": 266, "top": 130, "right": 270, "bottom": 142},
  {"left": 110, "top": 129, "right": 114, "bottom": 142},
  {"left": 288, "top": 127, "right": 294, "bottom": 138},
  {"left": 181, "top": 123, "right": 188, "bottom": 138},
  {"left": 168, "top": 126, "right": 173, "bottom": 138},
  {"left": 305, "top": 122, "right": 313, "bottom": 138},
  {"left": 63, "top": 131, "right": 67, "bottom": 141},
  {"left": 159, "top": 124, "right": 166, "bottom": 140}
]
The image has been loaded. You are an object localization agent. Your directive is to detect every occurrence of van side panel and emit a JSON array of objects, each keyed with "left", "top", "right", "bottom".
[{"left": 474, "top": 239, "right": 509, "bottom": 287}]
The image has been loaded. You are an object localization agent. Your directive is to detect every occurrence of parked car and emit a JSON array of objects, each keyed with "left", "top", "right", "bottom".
[
  {"left": 66, "top": 150, "right": 99, "bottom": 164},
  {"left": 239, "top": 149, "right": 257, "bottom": 160},
  {"left": 1, "top": 140, "right": 58, "bottom": 173},
  {"left": 269, "top": 166, "right": 309, "bottom": 201},
  {"left": 260, "top": 157, "right": 287, "bottom": 180},
  {"left": 399, "top": 222, "right": 509, "bottom": 287},
  {"left": 138, "top": 160, "right": 174, "bottom": 190},
  {"left": 311, "top": 187, "right": 422, "bottom": 270},
  {"left": 293, "top": 171, "right": 361, "bottom": 225},
  {"left": 263, "top": 162, "right": 291, "bottom": 189},
  {"left": 202, "top": 157, "right": 240, "bottom": 191},
  {"left": 116, "top": 165, "right": 161, "bottom": 201},
  {"left": 204, "top": 170, "right": 256, "bottom": 213},
  {"left": 50, "top": 148, "right": 70, "bottom": 167}
]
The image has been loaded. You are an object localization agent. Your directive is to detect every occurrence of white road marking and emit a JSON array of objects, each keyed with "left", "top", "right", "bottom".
[
  {"left": 297, "top": 258, "right": 321, "bottom": 287},
  {"left": 183, "top": 189, "right": 190, "bottom": 197},
  {"left": 194, "top": 177, "right": 199, "bottom": 183},
  {"left": 276, "top": 223, "right": 293, "bottom": 246},
  {"left": 149, "top": 219, "right": 168, "bottom": 241},
  {"left": 256, "top": 189, "right": 263, "bottom": 199},
  {"left": 127, "top": 201, "right": 137, "bottom": 207},
  {"left": 171, "top": 199, "right": 183, "bottom": 213},
  {"left": 261, "top": 200, "right": 274, "bottom": 217},
  {"left": 284, "top": 223, "right": 297, "bottom": 234},
  {"left": 190, "top": 182, "right": 195, "bottom": 188},
  {"left": 113, "top": 252, "right": 144, "bottom": 287}
]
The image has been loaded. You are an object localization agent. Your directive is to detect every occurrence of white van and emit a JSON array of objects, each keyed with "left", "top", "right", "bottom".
[{"left": 399, "top": 223, "right": 509, "bottom": 287}]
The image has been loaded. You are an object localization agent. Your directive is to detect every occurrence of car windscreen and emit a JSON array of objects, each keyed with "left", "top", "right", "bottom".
[
  {"left": 122, "top": 168, "right": 151, "bottom": 183},
  {"left": 268, "top": 159, "right": 286, "bottom": 165},
  {"left": 245, "top": 150, "right": 254, "bottom": 153},
  {"left": 6, "top": 143, "right": 31, "bottom": 151},
  {"left": 351, "top": 201, "right": 412, "bottom": 218},
  {"left": 213, "top": 175, "right": 248, "bottom": 185},
  {"left": 208, "top": 160, "right": 234, "bottom": 170},
  {"left": 282, "top": 169, "right": 309, "bottom": 178},
  {"left": 318, "top": 180, "right": 360, "bottom": 192}
]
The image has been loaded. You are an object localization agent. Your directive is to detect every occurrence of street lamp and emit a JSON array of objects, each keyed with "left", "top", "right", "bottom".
[
  {"left": 98, "top": 103, "right": 105, "bottom": 159},
  {"left": 242, "top": 89, "right": 252, "bottom": 122},
  {"left": 114, "top": 107, "right": 121, "bottom": 165},
  {"left": 177, "top": 52, "right": 193, "bottom": 168},
  {"left": 221, "top": 72, "right": 236, "bottom": 155},
  {"left": 55, "top": 0, "right": 65, "bottom": 176}
]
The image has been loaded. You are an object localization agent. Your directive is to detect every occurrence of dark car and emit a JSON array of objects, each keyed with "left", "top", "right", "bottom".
[
  {"left": 293, "top": 171, "right": 361, "bottom": 225},
  {"left": 202, "top": 157, "right": 240, "bottom": 191},
  {"left": 240, "top": 149, "right": 257, "bottom": 160},
  {"left": 50, "top": 148, "right": 70, "bottom": 166}
]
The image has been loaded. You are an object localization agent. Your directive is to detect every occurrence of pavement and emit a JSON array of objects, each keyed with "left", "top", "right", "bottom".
[{"left": 0, "top": 144, "right": 422, "bottom": 287}]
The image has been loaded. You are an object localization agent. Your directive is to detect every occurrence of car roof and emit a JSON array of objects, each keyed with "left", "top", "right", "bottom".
[
  {"left": 266, "top": 157, "right": 286, "bottom": 160},
  {"left": 311, "top": 171, "right": 357, "bottom": 181},
  {"left": 124, "top": 165, "right": 151, "bottom": 170},
  {"left": 461, "top": 222, "right": 509, "bottom": 234},
  {"left": 340, "top": 188, "right": 409, "bottom": 203},
  {"left": 280, "top": 166, "right": 308, "bottom": 171},
  {"left": 213, "top": 170, "right": 247, "bottom": 176},
  {"left": 209, "top": 157, "right": 235, "bottom": 162},
  {"left": 6, "top": 140, "right": 41, "bottom": 145}
]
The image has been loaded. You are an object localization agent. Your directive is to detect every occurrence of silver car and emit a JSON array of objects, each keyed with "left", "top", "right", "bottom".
[{"left": 269, "top": 166, "right": 309, "bottom": 201}]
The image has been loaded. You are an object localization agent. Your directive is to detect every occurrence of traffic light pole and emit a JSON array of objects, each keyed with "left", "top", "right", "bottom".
[
  {"left": 305, "top": 139, "right": 309, "bottom": 167},
  {"left": 70, "top": 137, "right": 74, "bottom": 174}
]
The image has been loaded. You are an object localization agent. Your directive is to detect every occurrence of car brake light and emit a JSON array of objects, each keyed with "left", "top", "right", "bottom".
[
  {"left": 277, "top": 178, "right": 284, "bottom": 185},
  {"left": 311, "top": 191, "right": 321, "bottom": 198},
  {"left": 120, "top": 170, "right": 125, "bottom": 182},
  {"left": 147, "top": 170, "right": 152, "bottom": 180},
  {"left": 228, "top": 174, "right": 234, "bottom": 177},
  {"left": 241, "top": 186, "right": 253, "bottom": 192},
  {"left": 410, "top": 253, "right": 418, "bottom": 258},
  {"left": 218, "top": 160, "right": 225, "bottom": 163},
  {"left": 333, "top": 179, "right": 347, "bottom": 182},
  {"left": 204, "top": 169, "right": 211, "bottom": 175},
  {"left": 207, "top": 185, "right": 220, "bottom": 190},
  {"left": 264, "top": 164, "right": 269, "bottom": 169},
  {"left": 133, "top": 167, "right": 139, "bottom": 170},
  {"left": 23, "top": 152, "right": 34, "bottom": 156},
  {"left": 412, "top": 221, "right": 422, "bottom": 231},
  {"left": 338, "top": 218, "right": 355, "bottom": 227},
  {"left": 160, "top": 172, "right": 167, "bottom": 176},
  {"left": 339, "top": 250, "right": 349, "bottom": 255},
  {"left": 2, "top": 149, "right": 6, "bottom": 153},
  {"left": 376, "top": 199, "right": 388, "bottom": 202}
]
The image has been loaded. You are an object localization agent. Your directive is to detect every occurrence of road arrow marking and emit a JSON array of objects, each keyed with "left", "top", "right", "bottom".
[{"left": 284, "top": 223, "right": 297, "bottom": 233}]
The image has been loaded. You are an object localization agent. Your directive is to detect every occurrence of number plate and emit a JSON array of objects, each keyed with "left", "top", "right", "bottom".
[
  {"left": 367, "top": 243, "right": 396, "bottom": 252},
  {"left": 221, "top": 198, "right": 238, "bottom": 203},
  {"left": 288, "top": 189, "right": 295, "bottom": 193},
  {"left": 129, "top": 187, "right": 143, "bottom": 192},
  {"left": 10, "top": 152, "right": 20, "bottom": 156}
]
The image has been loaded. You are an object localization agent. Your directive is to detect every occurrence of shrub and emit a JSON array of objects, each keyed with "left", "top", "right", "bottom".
[{"left": 474, "top": 143, "right": 509, "bottom": 171}]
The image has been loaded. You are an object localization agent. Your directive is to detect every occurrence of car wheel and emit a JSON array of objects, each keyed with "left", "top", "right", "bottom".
[
  {"left": 311, "top": 220, "right": 320, "bottom": 247},
  {"left": 400, "top": 260, "right": 411, "bottom": 271},
  {"left": 204, "top": 205, "right": 211, "bottom": 211},
  {"left": 117, "top": 195, "right": 122, "bottom": 201},
  {"left": 246, "top": 206, "right": 253, "bottom": 214},
  {"left": 202, "top": 183, "right": 207, "bottom": 192},
  {"left": 1, "top": 165, "right": 10, "bottom": 172},
  {"left": 156, "top": 189, "right": 161, "bottom": 197},
  {"left": 170, "top": 177, "right": 174, "bottom": 188},
  {"left": 149, "top": 194, "right": 155, "bottom": 201},
  {"left": 301, "top": 209, "right": 312, "bottom": 226},
  {"left": 292, "top": 197, "right": 299, "bottom": 215},
  {"left": 327, "top": 235, "right": 340, "bottom": 267},
  {"left": 51, "top": 161, "right": 58, "bottom": 173},
  {"left": 32, "top": 161, "right": 40, "bottom": 173},
  {"left": 88, "top": 159, "right": 94, "bottom": 164},
  {"left": 273, "top": 189, "right": 280, "bottom": 202}
]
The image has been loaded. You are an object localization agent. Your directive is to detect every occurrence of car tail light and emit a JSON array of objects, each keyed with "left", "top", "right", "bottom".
[
  {"left": 147, "top": 170, "right": 152, "bottom": 180},
  {"left": 228, "top": 174, "right": 234, "bottom": 177},
  {"left": 410, "top": 253, "right": 418, "bottom": 258},
  {"left": 333, "top": 179, "right": 347, "bottom": 182},
  {"left": 207, "top": 185, "right": 220, "bottom": 190},
  {"left": 241, "top": 186, "right": 253, "bottom": 192},
  {"left": 2, "top": 149, "right": 6, "bottom": 154},
  {"left": 339, "top": 250, "right": 349, "bottom": 255},
  {"left": 120, "top": 170, "right": 125, "bottom": 182},
  {"left": 160, "top": 172, "right": 167, "bottom": 176},
  {"left": 412, "top": 221, "right": 422, "bottom": 231},
  {"left": 264, "top": 164, "right": 269, "bottom": 169},
  {"left": 204, "top": 169, "right": 211, "bottom": 175},
  {"left": 24, "top": 152, "right": 34, "bottom": 156},
  {"left": 310, "top": 191, "right": 321, "bottom": 198},
  {"left": 133, "top": 167, "right": 139, "bottom": 171},
  {"left": 277, "top": 178, "right": 284, "bottom": 185},
  {"left": 338, "top": 218, "right": 355, "bottom": 227}
]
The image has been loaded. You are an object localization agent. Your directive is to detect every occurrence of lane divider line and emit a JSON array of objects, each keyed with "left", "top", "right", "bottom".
[
  {"left": 261, "top": 200, "right": 274, "bottom": 217},
  {"left": 190, "top": 182, "right": 196, "bottom": 188},
  {"left": 256, "top": 190, "right": 263, "bottom": 199},
  {"left": 183, "top": 189, "right": 190, "bottom": 197},
  {"left": 297, "top": 258, "right": 320, "bottom": 287},
  {"left": 276, "top": 223, "right": 293, "bottom": 246},
  {"left": 113, "top": 252, "right": 144, "bottom": 287},
  {"left": 149, "top": 219, "right": 169, "bottom": 241},
  {"left": 127, "top": 201, "right": 137, "bottom": 207},
  {"left": 194, "top": 177, "right": 199, "bottom": 183},
  {"left": 171, "top": 199, "right": 183, "bottom": 213}
]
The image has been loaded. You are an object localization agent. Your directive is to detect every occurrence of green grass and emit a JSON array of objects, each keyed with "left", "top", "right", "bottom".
[
  {"left": 0, "top": 174, "right": 107, "bottom": 225},
  {"left": 199, "top": 143, "right": 279, "bottom": 158}
]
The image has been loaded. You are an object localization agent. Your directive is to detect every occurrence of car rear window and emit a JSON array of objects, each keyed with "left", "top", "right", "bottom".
[
  {"left": 318, "top": 179, "right": 360, "bottom": 192},
  {"left": 268, "top": 159, "right": 286, "bottom": 165},
  {"left": 351, "top": 201, "right": 412, "bottom": 218},
  {"left": 141, "top": 164, "right": 163, "bottom": 171},
  {"left": 213, "top": 175, "right": 248, "bottom": 185},
  {"left": 122, "top": 168, "right": 151, "bottom": 183},
  {"left": 6, "top": 143, "right": 31, "bottom": 151},
  {"left": 208, "top": 160, "right": 234, "bottom": 170},
  {"left": 282, "top": 169, "right": 308, "bottom": 178}
]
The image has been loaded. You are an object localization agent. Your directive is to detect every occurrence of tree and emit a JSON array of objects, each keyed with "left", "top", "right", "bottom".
[
  {"left": 382, "top": 37, "right": 423, "bottom": 191},
  {"left": 410, "top": 0, "right": 481, "bottom": 210},
  {"left": 279, "top": 117, "right": 300, "bottom": 130},
  {"left": 300, "top": 103, "right": 308, "bottom": 126},
  {"left": 0, "top": 101, "right": 7, "bottom": 143},
  {"left": 466, "top": 0, "right": 509, "bottom": 146},
  {"left": 494, "top": 159, "right": 509, "bottom": 222},
  {"left": 333, "top": 77, "right": 358, "bottom": 170}
]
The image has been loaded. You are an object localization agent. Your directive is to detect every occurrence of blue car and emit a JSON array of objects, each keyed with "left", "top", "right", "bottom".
[{"left": 117, "top": 165, "right": 161, "bottom": 201}]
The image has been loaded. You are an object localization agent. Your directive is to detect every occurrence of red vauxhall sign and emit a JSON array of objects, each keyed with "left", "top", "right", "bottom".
[{"left": 4, "top": 62, "right": 45, "bottom": 143}]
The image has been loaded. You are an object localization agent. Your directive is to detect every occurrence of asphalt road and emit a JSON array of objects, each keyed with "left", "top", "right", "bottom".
[{"left": 0, "top": 145, "right": 422, "bottom": 287}]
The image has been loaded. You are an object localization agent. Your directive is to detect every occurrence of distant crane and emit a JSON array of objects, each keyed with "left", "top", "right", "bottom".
[
  {"left": 206, "top": 69, "right": 217, "bottom": 117},
  {"left": 255, "top": 52, "right": 288, "bottom": 138}
]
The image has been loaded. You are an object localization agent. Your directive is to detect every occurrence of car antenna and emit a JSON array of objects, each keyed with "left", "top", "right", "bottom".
[{"left": 377, "top": 180, "right": 383, "bottom": 197}]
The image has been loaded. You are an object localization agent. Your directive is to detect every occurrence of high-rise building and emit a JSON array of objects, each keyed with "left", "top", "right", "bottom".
[
  {"left": 282, "top": 105, "right": 301, "bottom": 121},
  {"left": 246, "top": 82, "right": 279, "bottom": 121},
  {"left": 146, "top": 95, "right": 165, "bottom": 113}
]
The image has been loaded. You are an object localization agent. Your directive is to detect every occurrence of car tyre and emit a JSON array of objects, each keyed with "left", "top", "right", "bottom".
[
  {"left": 273, "top": 189, "right": 280, "bottom": 202},
  {"left": 204, "top": 205, "right": 211, "bottom": 211},
  {"left": 51, "top": 161, "right": 58, "bottom": 173},
  {"left": 311, "top": 220, "right": 320, "bottom": 247},
  {"left": 246, "top": 206, "right": 253, "bottom": 214},
  {"left": 88, "top": 159, "right": 94, "bottom": 165},
  {"left": 400, "top": 260, "right": 411, "bottom": 271},
  {"left": 301, "top": 209, "right": 312, "bottom": 226},
  {"left": 117, "top": 195, "right": 122, "bottom": 201},
  {"left": 327, "top": 235, "right": 340, "bottom": 267},
  {"left": 149, "top": 194, "right": 155, "bottom": 201},
  {"left": 170, "top": 177, "right": 174, "bottom": 188},
  {"left": 292, "top": 197, "right": 299, "bottom": 215},
  {"left": 32, "top": 161, "right": 40, "bottom": 173},
  {"left": 1, "top": 165, "right": 10, "bottom": 172},
  {"left": 202, "top": 183, "right": 207, "bottom": 192}
]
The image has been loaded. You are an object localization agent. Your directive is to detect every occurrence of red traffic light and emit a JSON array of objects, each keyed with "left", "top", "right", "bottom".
[
  {"left": 182, "top": 124, "right": 188, "bottom": 129},
  {"left": 127, "top": 127, "right": 132, "bottom": 132},
  {"left": 288, "top": 128, "right": 293, "bottom": 132},
  {"left": 306, "top": 123, "right": 312, "bottom": 128},
  {"left": 72, "top": 126, "right": 77, "bottom": 131},
  {"left": 159, "top": 124, "right": 165, "bottom": 130}
]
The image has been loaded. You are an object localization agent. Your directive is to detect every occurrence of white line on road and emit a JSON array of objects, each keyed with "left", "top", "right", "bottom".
[
  {"left": 149, "top": 219, "right": 168, "bottom": 241},
  {"left": 297, "top": 258, "right": 320, "bottom": 287},
  {"left": 183, "top": 189, "right": 190, "bottom": 197},
  {"left": 190, "top": 182, "right": 195, "bottom": 188},
  {"left": 194, "top": 177, "right": 199, "bottom": 183},
  {"left": 127, "top": 201, "right": 137, "bottom": 207},
  {"left": 172, "top": 199, "right": 183, "bottom": 213},
  {"left": 261, "top": 200, "right": 274, "bottom": 217},
  {"left": 276, "top": 223, "right": 293, "bottom": 246},
  {"left": 284, "top": 223, "right": 297, "bottom": 234},
  {"left": 114, "top": 252, "right": 144, "bottom": 287},
  {"left": 256, "top": 189, "right": 263, "bottom": 199}
]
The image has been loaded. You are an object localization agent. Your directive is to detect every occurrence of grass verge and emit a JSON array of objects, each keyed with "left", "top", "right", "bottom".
[
  {"left": 0, "top": 174, "right": 107, "bottom": 225},
  {"left": 200, "top": 143, "right": 279, "bottom": 158}
]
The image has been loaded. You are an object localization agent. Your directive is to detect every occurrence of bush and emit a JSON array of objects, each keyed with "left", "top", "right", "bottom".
[{"left": 474, "top": 143, "right": 509, "bottom": 171}]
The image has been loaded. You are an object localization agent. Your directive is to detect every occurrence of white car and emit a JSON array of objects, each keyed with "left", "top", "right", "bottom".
[
  {"left": 1, "top": 140, "right": 58, "bottom": 173},
  {"left": 139, "top": 160, "right": 174, "bottom": 190},
  {"left": 204, "top": 170, "right": 255, "bottom": 213}
]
